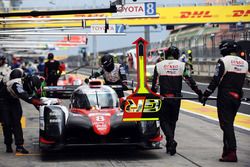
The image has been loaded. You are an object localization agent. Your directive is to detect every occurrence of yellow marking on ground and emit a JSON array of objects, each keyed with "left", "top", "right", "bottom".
[
  {"left": 16, "top": 153, "right": 40, "bottom": 156},
  {"left": 181, "top": 100, "right": 250, "bottom": 130},
  {"left": 21, "top": 117, "right": 26, "bottom": 128}
]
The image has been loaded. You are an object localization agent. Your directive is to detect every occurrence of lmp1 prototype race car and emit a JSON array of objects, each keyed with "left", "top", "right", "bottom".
[
  {"left": 39, "top": 79, "right": 162, "bottom": 151},
  {"left": 57, "top": 73, "right": 84, "bottom": 86},
  {"left": 43, "top": 73, "right": 85, "bottom": 99}
]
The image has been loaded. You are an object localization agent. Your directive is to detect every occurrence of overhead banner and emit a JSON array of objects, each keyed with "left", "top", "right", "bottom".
[
  {"left": 109, "top": 5, "right": 250, "bottom": 25},
  {"left": 113, "top": 2, "right": 156, "bottom": 16},
  {"left": 0, "top": 5, "right": 249, "bottom": 29},
  {"left": 90, "top": 24, "right": 124, "bottom": 33}
]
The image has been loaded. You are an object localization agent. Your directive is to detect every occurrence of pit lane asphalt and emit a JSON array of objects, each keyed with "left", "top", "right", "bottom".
[{"left": 0, "top": 99, "right": 249, "bottom": 167}]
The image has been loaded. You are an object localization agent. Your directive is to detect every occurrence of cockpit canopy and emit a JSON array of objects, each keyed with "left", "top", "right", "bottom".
[{"left": 71, "top": 85, "right": 119, "bottom": 109}]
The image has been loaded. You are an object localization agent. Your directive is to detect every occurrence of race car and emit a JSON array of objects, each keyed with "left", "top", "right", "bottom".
[
  {"left": 39, "top": 79, "right": 162, "bottom": 151},
  {"left": 57, "top": 73, "right": 84, "bottom": 86},
  {"left": 43, "top": 73, "right": 85, "bottom": 99}
]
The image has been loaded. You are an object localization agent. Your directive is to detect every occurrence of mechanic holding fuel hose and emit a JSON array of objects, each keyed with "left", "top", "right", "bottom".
[
  {"left": 201, "top": 39, "right": 249, "bottom": 162},
  {"left": 0, "top": 68, "right": 43, "bottom": 154},
  {"left": 151, "top": 46, "right": 202, "bottom": 156},
  {"left": 91, "top": 54, "right": 128, "bottom": 98}
]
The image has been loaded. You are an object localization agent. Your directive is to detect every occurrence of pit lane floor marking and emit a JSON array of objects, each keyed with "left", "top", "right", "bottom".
[
  {"left": 21, "top": 116, "right": 26, "bottom": 128},
  {"left": 176, "top": 152, "right": 202, "bottom": 167},
  {"left": 16, "top": 153, "right": 40, "bottom": 156},
  {"left": 181, "top": 90, "right": 250, "bottom": 106},
  {"left": 195, "top": 81, "right": 250, "bottom": 91},
  {"left": 181, "top": 100, "right": 250, "bottom": 131}
]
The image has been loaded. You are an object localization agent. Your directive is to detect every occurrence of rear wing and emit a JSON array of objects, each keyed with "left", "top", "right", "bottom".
[{"left": 43, "top": 85, "right": 78, "bottom": 99}]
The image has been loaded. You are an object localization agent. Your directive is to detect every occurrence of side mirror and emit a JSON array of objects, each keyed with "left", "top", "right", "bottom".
[{"left": 84, "top": 78, "right": 89, "bottom": 84}]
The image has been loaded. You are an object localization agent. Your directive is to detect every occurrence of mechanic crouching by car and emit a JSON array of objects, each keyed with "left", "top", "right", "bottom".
[
  {"left": 151, "top": 46, "right": 202, "bottom": 156},
  {"left": 0, "top": 68, "right": 43, "bottom": 154},
  {"left": 200, "top": 40, "right": 249, "bottom": 162},
  {"left": 92, "top": 54, "right": 128, "bottom": 98}
]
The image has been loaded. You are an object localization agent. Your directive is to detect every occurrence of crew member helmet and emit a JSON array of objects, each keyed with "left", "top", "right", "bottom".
[
  {"left": 47, "top": 53, "right": 54, "bottom": 60},
  {"left": 9, "top": 68, "right": 24, "bottom": 80},
  {"left": 165, "top": 46, "right": 180, "bottom": 60},
  {"left": 38, "top": 56, "right": 45, "bottom": 62},
  {"left": 219, "top": 39, "right": 238, "bottom": 56},
  {"left": 23, "top": 75, "right": 42, "bottom": 95},
  {"left": 101, "top": 54, "right": 114, "bottom": 72}
]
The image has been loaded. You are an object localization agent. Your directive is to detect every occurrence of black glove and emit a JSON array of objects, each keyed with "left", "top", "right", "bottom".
[
  {"left": 122, "top": 84, "right": 129, "bottom": 91},
  {"left": 201, "top": 90, "right": 211, "bottom": 106},
  {"left": 196, "top": 89, "right": 203, "bottom": 103}
]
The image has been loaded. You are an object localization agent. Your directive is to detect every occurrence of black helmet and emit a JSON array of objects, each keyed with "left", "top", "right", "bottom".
[
  {"left": 38, "top": 56, "right": 45, "bottom": 62},
  {"left": 9, "top": 68, "right": 24, "bottom": 80},
  {"left": 219, "top": 39, "right": 238, "bottom": 56},
  {"left": 165, "top": 46, "right": 180, "bottom": 60},
  {"left": 23, "top": 75, "right": 42, "bottom": 95},
  {"left": 101, "top": 54, "right": 114, "bottom": 72},
  {"left": 47, "top": 53, "right": 54, "bottom": 60},
  {"left": 0, "top": 55, "right": 6, "bottom": 66}
]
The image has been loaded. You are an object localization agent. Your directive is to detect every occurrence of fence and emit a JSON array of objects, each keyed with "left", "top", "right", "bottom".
[{"left": 164, "top": 28, "right": 250, "bottom": 59}]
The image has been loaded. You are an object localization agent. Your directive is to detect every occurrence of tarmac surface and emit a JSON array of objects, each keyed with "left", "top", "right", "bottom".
[{"left": 0, "top": 98, "right": 249, "bottom": 167}]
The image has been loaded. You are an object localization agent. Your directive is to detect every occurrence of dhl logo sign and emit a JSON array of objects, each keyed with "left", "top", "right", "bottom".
[
  {"left": 180, "top": 11, "right": 212, "bottom": 18},
  {"left": 23, "top": 8, "right": 247, "bottom": 20},
  {"left": 1, "top": 5, "right": 250, "bottom": 29},
  {"left": 232, "top": 10, "right": 250, "bottom": 17},
  {"left": 178, "top": 9, "right": 250, "bottom": 19}
]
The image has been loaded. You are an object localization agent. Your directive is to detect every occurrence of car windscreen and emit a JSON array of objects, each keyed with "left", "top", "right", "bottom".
[
  {"left": 72, "top": 91, "right": 118, "bottom": 109},
  {"left": 87, "top": 92, "right": 118, "bottom": 108}
]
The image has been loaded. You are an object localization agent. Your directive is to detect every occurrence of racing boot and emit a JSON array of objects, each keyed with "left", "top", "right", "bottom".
[
  {"left": 16, "top": 145, "right": 29, "bottom": 154},
  {"left": 221, "top": 147, "right": 229, "bottom": 158},
  {"left": 166, "top": 141, "right": 170, "bottom": 154},
  {"left": 168, "top": 140, "right": 177, "bottom": 156},
  {"left": 219, "top": 150, "right": 237, "bottom": 162},
  {"left": 6, "top": 145, "right": 13, "bottom": 153}
]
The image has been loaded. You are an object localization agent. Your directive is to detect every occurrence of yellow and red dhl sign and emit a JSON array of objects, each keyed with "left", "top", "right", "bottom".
[
  {"left": 0, "top": 5, "right": 249, "bottom": 29},
  {"left": 107, "top": 5, "right": 250, "bottom": 25},
  {"left": 178, "top": 9, "right": 250, "bottom": 18}
]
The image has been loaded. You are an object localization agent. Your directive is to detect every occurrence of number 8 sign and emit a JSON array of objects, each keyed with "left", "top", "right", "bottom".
[{"left": 145, "top": 2, "right": 156, "bottom": 15}]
